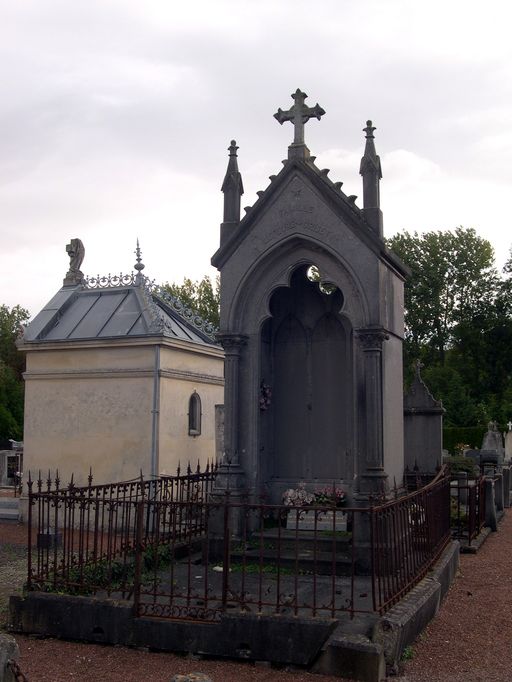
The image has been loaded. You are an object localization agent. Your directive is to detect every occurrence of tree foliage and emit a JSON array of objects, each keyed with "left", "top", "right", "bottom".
[
  {"left": 388, "top": 227, "right": 512, "bottom": 429},
  {"left": 160, "top": 275, "right": 220, "bottom": 329},
  {"left": 388, "top": 227, "right": 498, "bottom": 368},
  {"left": 0, "top": 304, "right": 29, "bottom": 439}
]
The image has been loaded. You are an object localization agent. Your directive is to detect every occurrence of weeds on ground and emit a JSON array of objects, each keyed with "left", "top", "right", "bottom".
[{"left": 401, "top": 645, "right": 414, "bottom": 661}]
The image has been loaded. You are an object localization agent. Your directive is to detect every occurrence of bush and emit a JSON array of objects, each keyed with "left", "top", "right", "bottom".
[
  {"left": 444, "top": 456, "right": 478, "bottom": 476},
  {"left": 443, "top": 427, "right": 486, "bottom": 454}
]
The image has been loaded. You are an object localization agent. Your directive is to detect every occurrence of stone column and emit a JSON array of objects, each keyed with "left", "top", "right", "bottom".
[
  {"left": 495, "top": 473, "right": 504, "bottom": 512},
  {"left": 209, "top": 333, "right": 248, "bottom": 541},
  {"left": 503, "top": 466, "right": 510, "bottom": 508},
  {"left": 217, "top": 334, "right": 247, "bottom": 465},
  {"left": 484, "top": 478, "right": 497, "bottom": 531},
  {"left": 356, "top": 327, "right": 389, "bottom": 496},
  {"left": 211, "top": 333, "right": 248, "bottom": 501}
]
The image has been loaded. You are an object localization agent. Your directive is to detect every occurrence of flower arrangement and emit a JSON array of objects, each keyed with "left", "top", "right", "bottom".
[
  {"left": 282, "top": 482, "right": 315, "bottom": 506},
  {"left": 282, "top": 482, "right": 346, "bottom": 507},
  {"left": 313, "top": 486, "right": 346, "bottom": 507}
]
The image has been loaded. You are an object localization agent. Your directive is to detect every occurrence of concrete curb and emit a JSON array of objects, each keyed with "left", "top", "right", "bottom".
[{"left": 373, "top": 540, "right": 459, "bottom": 673}]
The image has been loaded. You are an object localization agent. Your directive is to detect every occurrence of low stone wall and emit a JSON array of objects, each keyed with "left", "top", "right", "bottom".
[
  {"left": 9, "top": 541, "right": 461, "bottom": 682},
  {"left": 9, "top": 593, "right": 336, "bottom": 668},
  {"left": 373, "top": 540, "right": 459, "bottom": 672}
]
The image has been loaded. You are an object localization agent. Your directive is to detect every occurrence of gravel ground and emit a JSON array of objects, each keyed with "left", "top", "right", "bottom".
[
  {"left": 400, "top": 509, "right": 512, "bottom": 682},
  {"left": 2, "top": 512, "right": 512, "bottom": 681}
]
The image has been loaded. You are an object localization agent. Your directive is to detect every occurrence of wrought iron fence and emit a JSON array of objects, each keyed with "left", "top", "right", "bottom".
[
  {"left": 133, "top": 473, "right": 452, "bottom": 620},
  {"left": 372, "top": 471, "right": 451, "bottom": 611},
  {"left": 449, "top": 474, "right": 486, "bottom": 546},
  {"left": 26, "top": 466, "right": 452, "bottom": 619},
  {"left": 26, "top": 462, "right": 217, "bottom": 596}
]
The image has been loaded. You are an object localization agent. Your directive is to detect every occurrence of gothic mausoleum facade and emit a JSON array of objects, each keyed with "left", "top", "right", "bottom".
[
  {"left": 19, "top": 243, "right": 224, "bottom": 486},
  {"left": 212, "top": 89, "right": 408, "bottom": 502}
]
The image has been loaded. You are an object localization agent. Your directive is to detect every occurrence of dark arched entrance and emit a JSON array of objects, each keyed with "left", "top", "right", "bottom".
[{"left": 259, "top": 266, "right": 353, "bottom": 491}]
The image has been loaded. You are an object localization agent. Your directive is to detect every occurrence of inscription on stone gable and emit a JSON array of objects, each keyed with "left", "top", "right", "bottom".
[
  {"left": 274, "top": 215, "right": 328, "bottom": 238},
  {"left": 279, "top": 204, "right": 314, "bottom": 219}
]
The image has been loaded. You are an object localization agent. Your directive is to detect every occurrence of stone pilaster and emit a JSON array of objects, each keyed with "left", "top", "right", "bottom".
[
  {"left": 356, "top": 326, "right": 389, "bottom": 495},
  {"left": 211, "top": 333, "right": 248, "bottom": 535},
  {"left": 217, "top": 333, "right": 247, "bottom": 466}
]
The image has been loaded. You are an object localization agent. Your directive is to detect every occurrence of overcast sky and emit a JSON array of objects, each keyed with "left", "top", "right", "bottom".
[{"left": 1, "top": 0, "right": 511, "bottom": 318}]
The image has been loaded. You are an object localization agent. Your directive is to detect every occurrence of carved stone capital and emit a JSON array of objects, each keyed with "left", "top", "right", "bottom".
[
  {"left": 216, "top": 333, "right": 248, "bottom": 354},
  {"left": 356, "top": 327, "right": 389, "bottom": 351}
]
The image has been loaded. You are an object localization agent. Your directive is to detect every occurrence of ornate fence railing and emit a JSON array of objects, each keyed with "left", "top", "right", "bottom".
[
  {"left": 449, "top": 474, "right": 487, "bottom": 546},
  {"left": 26, "top": 466, "right": 452, "bottom": 618},
  {"left": 372, "top": 469, "right": 450, "bottom": 611},
  {"left": 26, "top": 462, "right": 217, "bottom": 597}
]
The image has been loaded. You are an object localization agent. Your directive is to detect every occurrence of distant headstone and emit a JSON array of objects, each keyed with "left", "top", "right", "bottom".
[
  {"left": 505, "top": 430, "right": 512, "bottom": 459},
  {"left": 480, "top": 450, "right": 502, "bottom": 467},
  {"left": 481, "top": 421, "right": 504, "bottom": 459},
  {"left": 464, "top": 449, "right": 480, "bottom": 464}
]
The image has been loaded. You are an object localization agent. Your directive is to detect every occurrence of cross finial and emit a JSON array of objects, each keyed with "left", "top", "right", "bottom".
[
  {"left": 274, "top": 89, "right": 325, "bottom": 160},
  {"left": 363, "top": 120, "right": 376, "bottom": 139}
]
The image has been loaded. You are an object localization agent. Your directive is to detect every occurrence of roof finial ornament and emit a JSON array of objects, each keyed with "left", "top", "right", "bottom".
[
  {"left": 134, "top": 238, "right": 145, "bottom": 282},
  {"left": 360, "top": 118, "right": 383, "bottom": 237},
  {"left": 274, "top": 89, "right": 325, "bottom": 161},
  {"left": 364, "top": 120, "right": 376, "bottom": 139},
  {"left": 220, "top": 139, "right": 244, "bottom": 245},
  {"left": 63, "top": 238, "right": 85, "bottom": 287}
]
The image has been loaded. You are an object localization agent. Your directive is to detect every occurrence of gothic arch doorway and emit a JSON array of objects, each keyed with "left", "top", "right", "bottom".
[{"left": 259, "top": 266, "right": 353, "bottom": 491}]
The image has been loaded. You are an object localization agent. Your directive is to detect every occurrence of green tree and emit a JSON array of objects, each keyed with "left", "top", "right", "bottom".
[
  {"left": 160, "top": 275, "right": 220, "bottom": 329},
  {"left": 0, "top": 304, "right": 30, "bottom": 379},
  {"left": 388, "top": 227, "right": 498, "bottom": 368},
  {"left": 0, "top": 362, "right": 24, "bottom": 439},
  {"left": 421, "top": 364, "right": 482, "bottom": 427},
  {"left": 0, "top": 304, "right": 29, "bottom": 439}
]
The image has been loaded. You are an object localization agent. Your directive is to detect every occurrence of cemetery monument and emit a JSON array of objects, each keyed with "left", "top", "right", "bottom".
[{"left": 212, "top": 89, "right": 408, "bottom": 503}]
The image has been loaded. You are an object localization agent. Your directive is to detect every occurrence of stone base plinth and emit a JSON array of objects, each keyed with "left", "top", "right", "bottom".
[{"left": 286, "top": 509, "right": 347, "bottom": 532}]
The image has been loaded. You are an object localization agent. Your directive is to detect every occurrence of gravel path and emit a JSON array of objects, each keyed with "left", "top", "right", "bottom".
[
  {"left": 2, "top": 513, "right": 512, "bottom": 681},
  {"left": 401, "top": 510, "right": 512, "bottom": 682}
]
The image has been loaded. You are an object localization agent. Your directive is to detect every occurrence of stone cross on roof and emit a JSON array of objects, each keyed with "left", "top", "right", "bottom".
[{"left": 274, "top": 89, "right": 325, "bottom": 160}]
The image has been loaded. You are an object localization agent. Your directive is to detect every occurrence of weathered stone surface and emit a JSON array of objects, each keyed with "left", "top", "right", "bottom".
[
  {"left": 373, "top": 541, "right": 459, "bottom": 670},
  {"left": 484, "top": 478, "right": 498, "bottom": 531},
  {"left": 313, "top": 631, "right": 386, "bottom": 682},
  {"left": 403, "top": 362, "right": 444, "bottom": 474},
  {"left": 0, "top": 632, "right": 19, "bottom": 682},
  {"left": 481, "top": 421, "right": 504, "bottom": 457},
  {"left": 505, "top": 430, "right": 512, "bottom": 458},
  {"left": 170, "top": 674, "right": 212, "bottom": 682}
]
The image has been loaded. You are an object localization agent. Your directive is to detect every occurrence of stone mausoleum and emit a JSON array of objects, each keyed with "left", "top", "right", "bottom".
[
  {"left": 19, "top": 243, "right": 224, "bottom": 485},
  {"left": 212, "top": 89, "right": 408, "bottom": 502}
]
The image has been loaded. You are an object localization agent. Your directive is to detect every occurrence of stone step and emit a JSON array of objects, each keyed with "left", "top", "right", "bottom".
[
  {"left": 0, "top": 506, "right": 20, "bottom": 521},
  {"left": 259, "top": 528, "right": 351, "bottom": 552},
  {"left": 0, "top": 498, "right": 20, "bottom": 510},
  {"left": 230, "top": 547, "right": 353, "bottom": 576},
  {"left": 0, "top": 497, "right": 20, "bottom": 520}
]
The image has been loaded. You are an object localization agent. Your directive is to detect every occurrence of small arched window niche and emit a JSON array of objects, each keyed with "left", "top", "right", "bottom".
[{"left": 188, "top": 391, "right": 202, "bottom": 437}]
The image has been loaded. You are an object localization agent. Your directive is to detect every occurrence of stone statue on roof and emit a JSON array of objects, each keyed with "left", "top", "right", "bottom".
[{"left": 63, "top": 238, "right": 85, "bottom": 286}]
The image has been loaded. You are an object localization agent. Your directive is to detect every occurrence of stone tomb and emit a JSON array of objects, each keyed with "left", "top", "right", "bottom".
[
  {"left": 212, "top": 90, "right": 408, "bottom": 504},
  {"left": 403, "top": 361, "right": 445, "bottom": 474}
]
